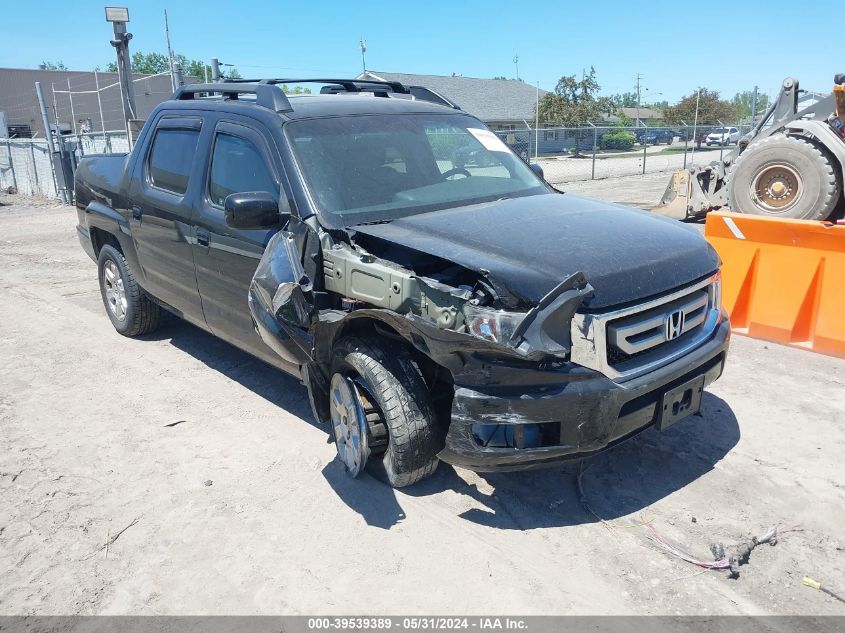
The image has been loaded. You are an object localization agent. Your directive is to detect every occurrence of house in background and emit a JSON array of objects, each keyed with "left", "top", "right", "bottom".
[
  {"left": 618, "top": 106, "right": 665, "bottom": 126},
  {"left": 357, "top": 71, "right": 546, "bottom": 131},
  {"left": 355, "top": 71, "right": 605, "bottom": 155}
]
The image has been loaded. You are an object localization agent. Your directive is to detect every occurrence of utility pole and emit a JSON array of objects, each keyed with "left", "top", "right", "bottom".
[
  {"left": 359, "top": 37, "right": 367, "bottom": 73},
  {"left": 164, "top": 9, "right": 176, "bottom": 91},
  {"left": 513, "top": 54, "right": 519, "bottom": 81},
  {"left": 105, "top": 7, "right": 137, "bottom": 140},
  {"left": 535, "top": 81, "right": 539, "bottom": 160},
  {"left": 751, "top": 85, "right": 759, "bottom": 127},
  {"left": 635, "top": 73, "right": 643, "bottom": 127},
  {"left": 211, "top": 57, "right": 221, "bottom": 82}
]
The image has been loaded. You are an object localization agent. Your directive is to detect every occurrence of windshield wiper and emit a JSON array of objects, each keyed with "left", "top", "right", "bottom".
[{"left": 350, "top": 218, "right": 394, "bottom": 227}]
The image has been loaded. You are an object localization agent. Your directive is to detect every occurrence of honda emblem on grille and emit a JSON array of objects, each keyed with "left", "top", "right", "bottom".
[{"left": 665, "top": 309, "right": 685, "bottom": 341}]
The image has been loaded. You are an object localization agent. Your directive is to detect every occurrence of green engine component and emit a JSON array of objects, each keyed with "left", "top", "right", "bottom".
[{"left": 323, "top": 245, "right": 465, "bottom": 329}]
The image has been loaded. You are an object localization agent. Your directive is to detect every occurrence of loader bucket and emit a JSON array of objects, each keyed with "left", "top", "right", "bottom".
[{"left": 651, "top": 170, "right": 693, "bottom": 220}]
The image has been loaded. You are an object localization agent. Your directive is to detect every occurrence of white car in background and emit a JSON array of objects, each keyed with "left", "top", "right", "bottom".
[{"left": 706, "top": 127, "right": 740, "bottom": 146}]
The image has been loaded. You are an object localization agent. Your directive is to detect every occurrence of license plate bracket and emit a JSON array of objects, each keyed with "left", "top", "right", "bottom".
[{"left": 657, "top": 375, "right": 705, "bottom": 431}]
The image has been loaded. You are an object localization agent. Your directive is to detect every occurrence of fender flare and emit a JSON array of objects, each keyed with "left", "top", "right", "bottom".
[{"left": 784, "top": 120, "right": 845, "bottom": 186}]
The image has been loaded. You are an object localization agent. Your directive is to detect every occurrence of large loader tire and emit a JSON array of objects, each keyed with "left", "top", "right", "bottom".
[{"left": 726, "top": 134, "right": 840, "bottom": 220}]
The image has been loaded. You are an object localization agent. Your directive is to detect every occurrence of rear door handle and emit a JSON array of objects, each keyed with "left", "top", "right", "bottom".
[
  {"left": 196, "top": 229, "right": 210, "bottom": 247},
  {"left": 131, "top": 206, "right": 142, "bottom": 221}
]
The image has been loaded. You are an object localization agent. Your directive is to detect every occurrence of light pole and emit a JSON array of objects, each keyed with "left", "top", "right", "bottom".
[
  {"left": 105, "top": 7, "right": 136, "bottom": 141},
  {"left": 360, "top": 38, "right": 367, "bottom": 73}
]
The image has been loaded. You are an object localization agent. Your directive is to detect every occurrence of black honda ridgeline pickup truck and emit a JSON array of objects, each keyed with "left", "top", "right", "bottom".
[{"left": 75, "top": 79, "right": 730, "bottom": 487}]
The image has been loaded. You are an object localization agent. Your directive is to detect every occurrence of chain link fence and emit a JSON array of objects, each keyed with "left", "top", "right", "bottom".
[
  {"left": 2, "top": 121, "right": 753, "bottom": 201},
  {"left": 494, "top": 123, "right": 752, "bottom": 185},
  {"left": 0, "top": 131, "right": 130, "bottom": 198}
]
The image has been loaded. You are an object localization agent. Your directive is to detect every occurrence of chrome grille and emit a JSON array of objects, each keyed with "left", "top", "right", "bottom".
[
  {"left": 570, "top": 275, "right": 722, "bottom": 382},
  {"left": 606, "top": 290, "right": 709, "bottom": 363}
]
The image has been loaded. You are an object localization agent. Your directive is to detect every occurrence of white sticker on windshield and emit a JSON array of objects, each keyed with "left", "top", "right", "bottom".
[{"left": 467, "top": 128, "right": 510, "bottom": 153}]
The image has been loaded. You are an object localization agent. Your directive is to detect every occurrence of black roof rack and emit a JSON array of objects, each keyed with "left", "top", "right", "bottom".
[
  {"left": 174, "top": 83, "right": 293, "bottom": 112},
  {"left": 172, "top": 78, "right": 461, "bottom": 113}
]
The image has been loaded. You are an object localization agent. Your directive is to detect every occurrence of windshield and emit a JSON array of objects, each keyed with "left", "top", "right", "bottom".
[
  {"left": 712, "top": 127, "right": 729, "bottom": 134},
  {"left": 285, "top": 114, "right": 548, "bottom": 226}
]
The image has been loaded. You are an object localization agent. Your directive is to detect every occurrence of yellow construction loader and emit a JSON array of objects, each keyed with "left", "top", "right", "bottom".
[{"left": 654, "top": 74, "right": 845, "bottom": 221}]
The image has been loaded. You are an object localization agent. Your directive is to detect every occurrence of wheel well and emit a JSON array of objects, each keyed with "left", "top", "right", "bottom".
[
  {"left": 90, "top": 227, "right": 120, "bottom": 256},
  {"left": 330, "top": 317, "right": 455, "bottom": 433}
]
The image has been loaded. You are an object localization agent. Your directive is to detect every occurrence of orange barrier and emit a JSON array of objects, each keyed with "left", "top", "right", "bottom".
[{"left": 705, "top": 211, "right": 845, "bottom": 359}]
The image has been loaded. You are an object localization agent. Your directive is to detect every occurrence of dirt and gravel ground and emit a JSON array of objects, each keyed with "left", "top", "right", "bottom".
[
  {"left": 563, "top": 172, "right": 678, "bottom": 209},
  {"left": 1, "top": 198, "right": 844, "bottom": 616}
]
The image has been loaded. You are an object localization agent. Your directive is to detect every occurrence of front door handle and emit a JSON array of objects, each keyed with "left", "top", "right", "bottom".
[
  {"left": 131, "top": 206, "right": 142, "bottom": 221},
  {"left": 196, "top": 229, "right": 210, "bottom": 247}
]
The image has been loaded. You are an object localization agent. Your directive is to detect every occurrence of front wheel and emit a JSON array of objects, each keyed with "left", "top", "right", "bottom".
[
  {"left": 330, "top": 336, "right": 440, "bottom": 487},
  {"left": 97, "top": 244, "right": 161, "bottom": 336}
]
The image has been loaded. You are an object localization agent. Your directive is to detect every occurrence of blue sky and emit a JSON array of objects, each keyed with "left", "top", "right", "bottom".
[{"left": 2, "top": 0, "right": 840, "bottom": 103}]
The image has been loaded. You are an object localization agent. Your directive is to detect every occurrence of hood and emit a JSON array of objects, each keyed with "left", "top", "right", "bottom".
[{"left": 353, "top": 193, "right": 719, "bottom": 310}]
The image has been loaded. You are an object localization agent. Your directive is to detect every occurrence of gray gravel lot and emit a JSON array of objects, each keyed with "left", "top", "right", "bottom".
[
  {"left": 539, "top": 147, "right": 728, "bottom": 187},
  {"left": 1, "top": 198, "right": 843, "bottom": 616}
]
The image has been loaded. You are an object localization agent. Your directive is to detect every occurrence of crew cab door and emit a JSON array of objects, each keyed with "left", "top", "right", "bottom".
[
  {"left": 127, "top": 115, "right": 205, "bottom": 326},
  {"left": 191, "top": 118, "right": 303, "bottom": 372}
]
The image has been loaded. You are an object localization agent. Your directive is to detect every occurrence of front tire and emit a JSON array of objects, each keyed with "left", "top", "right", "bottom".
[
  {"left": 97, "top": 244, "right": 161, "bottom": 337},
  {"left": 330, "top": 336, "right": 440, "bottom": 487},
  {"left": 727, "top": 134, "right": 841, "bottom": 220}
]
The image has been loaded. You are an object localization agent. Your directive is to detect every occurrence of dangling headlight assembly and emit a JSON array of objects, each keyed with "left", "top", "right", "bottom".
[{"left": 462, "top": 304, "right": 529, "bottom": 344}]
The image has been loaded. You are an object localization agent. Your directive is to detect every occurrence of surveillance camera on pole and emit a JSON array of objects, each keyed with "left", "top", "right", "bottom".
[{"left": 105, "top": 6, "right": 137, "bottom": 142}]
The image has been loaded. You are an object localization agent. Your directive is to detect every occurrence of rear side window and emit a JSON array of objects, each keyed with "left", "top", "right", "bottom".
[
  {"left": 149, "top": 128, "right": 200, "bottom": 194},
  {"left": 209, "top": 133, "right": 277, "bottom": 207}
]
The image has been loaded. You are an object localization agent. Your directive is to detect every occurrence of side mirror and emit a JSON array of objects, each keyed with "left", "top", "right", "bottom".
[
  {"left": 529, "top": 162, "right": 545, "bottom": 180},
  {"left": 224, "top": 192, "right": 286, "bottom": 229}
]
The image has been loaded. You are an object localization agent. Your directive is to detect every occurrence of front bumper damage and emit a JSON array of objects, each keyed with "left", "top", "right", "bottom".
[
  {"left": 249, "top": 226, "right": 730, "bottom": 473},
  {"left": 439, "top": 318, "right": 730, "bottom": 471}
]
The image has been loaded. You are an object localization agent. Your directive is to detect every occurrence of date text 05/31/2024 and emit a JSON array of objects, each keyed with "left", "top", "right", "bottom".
[{"left": 307, "top": 617, "right": 528, "bottom": 630}]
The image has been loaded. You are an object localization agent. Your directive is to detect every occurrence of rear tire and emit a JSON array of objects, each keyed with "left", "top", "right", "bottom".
[
  {"left": 727, "top": 134, "right": 841, "bottom": 220},
  {"left": 331, "top": 336, "right": 440, "bottom": 488},
  {"left": 97, "top": 244, "right": 161, "bottom": 337}
]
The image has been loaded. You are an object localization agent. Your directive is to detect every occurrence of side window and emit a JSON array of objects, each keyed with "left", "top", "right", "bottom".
[
  {"left": 209, "top": 133, "right": 277, "bottom": 207},
  {"left": 149, "top": 128, "right": 200, "bottom": 195}
]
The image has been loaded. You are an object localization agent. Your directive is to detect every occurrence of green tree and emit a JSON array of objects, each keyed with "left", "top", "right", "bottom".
[
  {"left": 280, "top": 84, "right": 312, "bottom": 95},
  {"left": 663, "top": 88, "right": 738, "bottom": 124},
  {"left": 610, "top": 91, "right": 638, "bottom": 108},
  {"left": 105, "top": 52, "right": 169, "bottom": 74},
  {"left": 105, "top": 51, "right": 241, "bottom": 79},
  {"left": 537, "top": 67, "right": 614, "bottom": 125},
  {"left": 731, "top": 90, "right": 770, "bottom": 120},
  {"left": 38, "top": 61, "right": 67, "bottom": 70}
]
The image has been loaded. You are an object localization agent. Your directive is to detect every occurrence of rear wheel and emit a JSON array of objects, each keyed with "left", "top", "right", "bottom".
[
  {"left": 727, "top": 134, "right": 841, "bottom": 220},
  {"left": 330, "top": 336, "right": 440, "bottom": 487},
  {"left": 97, "top": 244, "right": 161, "bottom": 336}
]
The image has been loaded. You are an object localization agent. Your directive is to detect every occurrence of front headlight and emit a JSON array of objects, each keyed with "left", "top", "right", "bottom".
[
  {"left": 463, "top": 304, "right": 528, "bottom": 344},
  {"left": 708, "top": 274, "right": 723, "bottom": 322}
]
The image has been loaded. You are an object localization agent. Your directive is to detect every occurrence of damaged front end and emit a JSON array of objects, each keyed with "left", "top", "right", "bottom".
[{"left": 247, "top": 223, "right": 729, "bottom": 472}]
